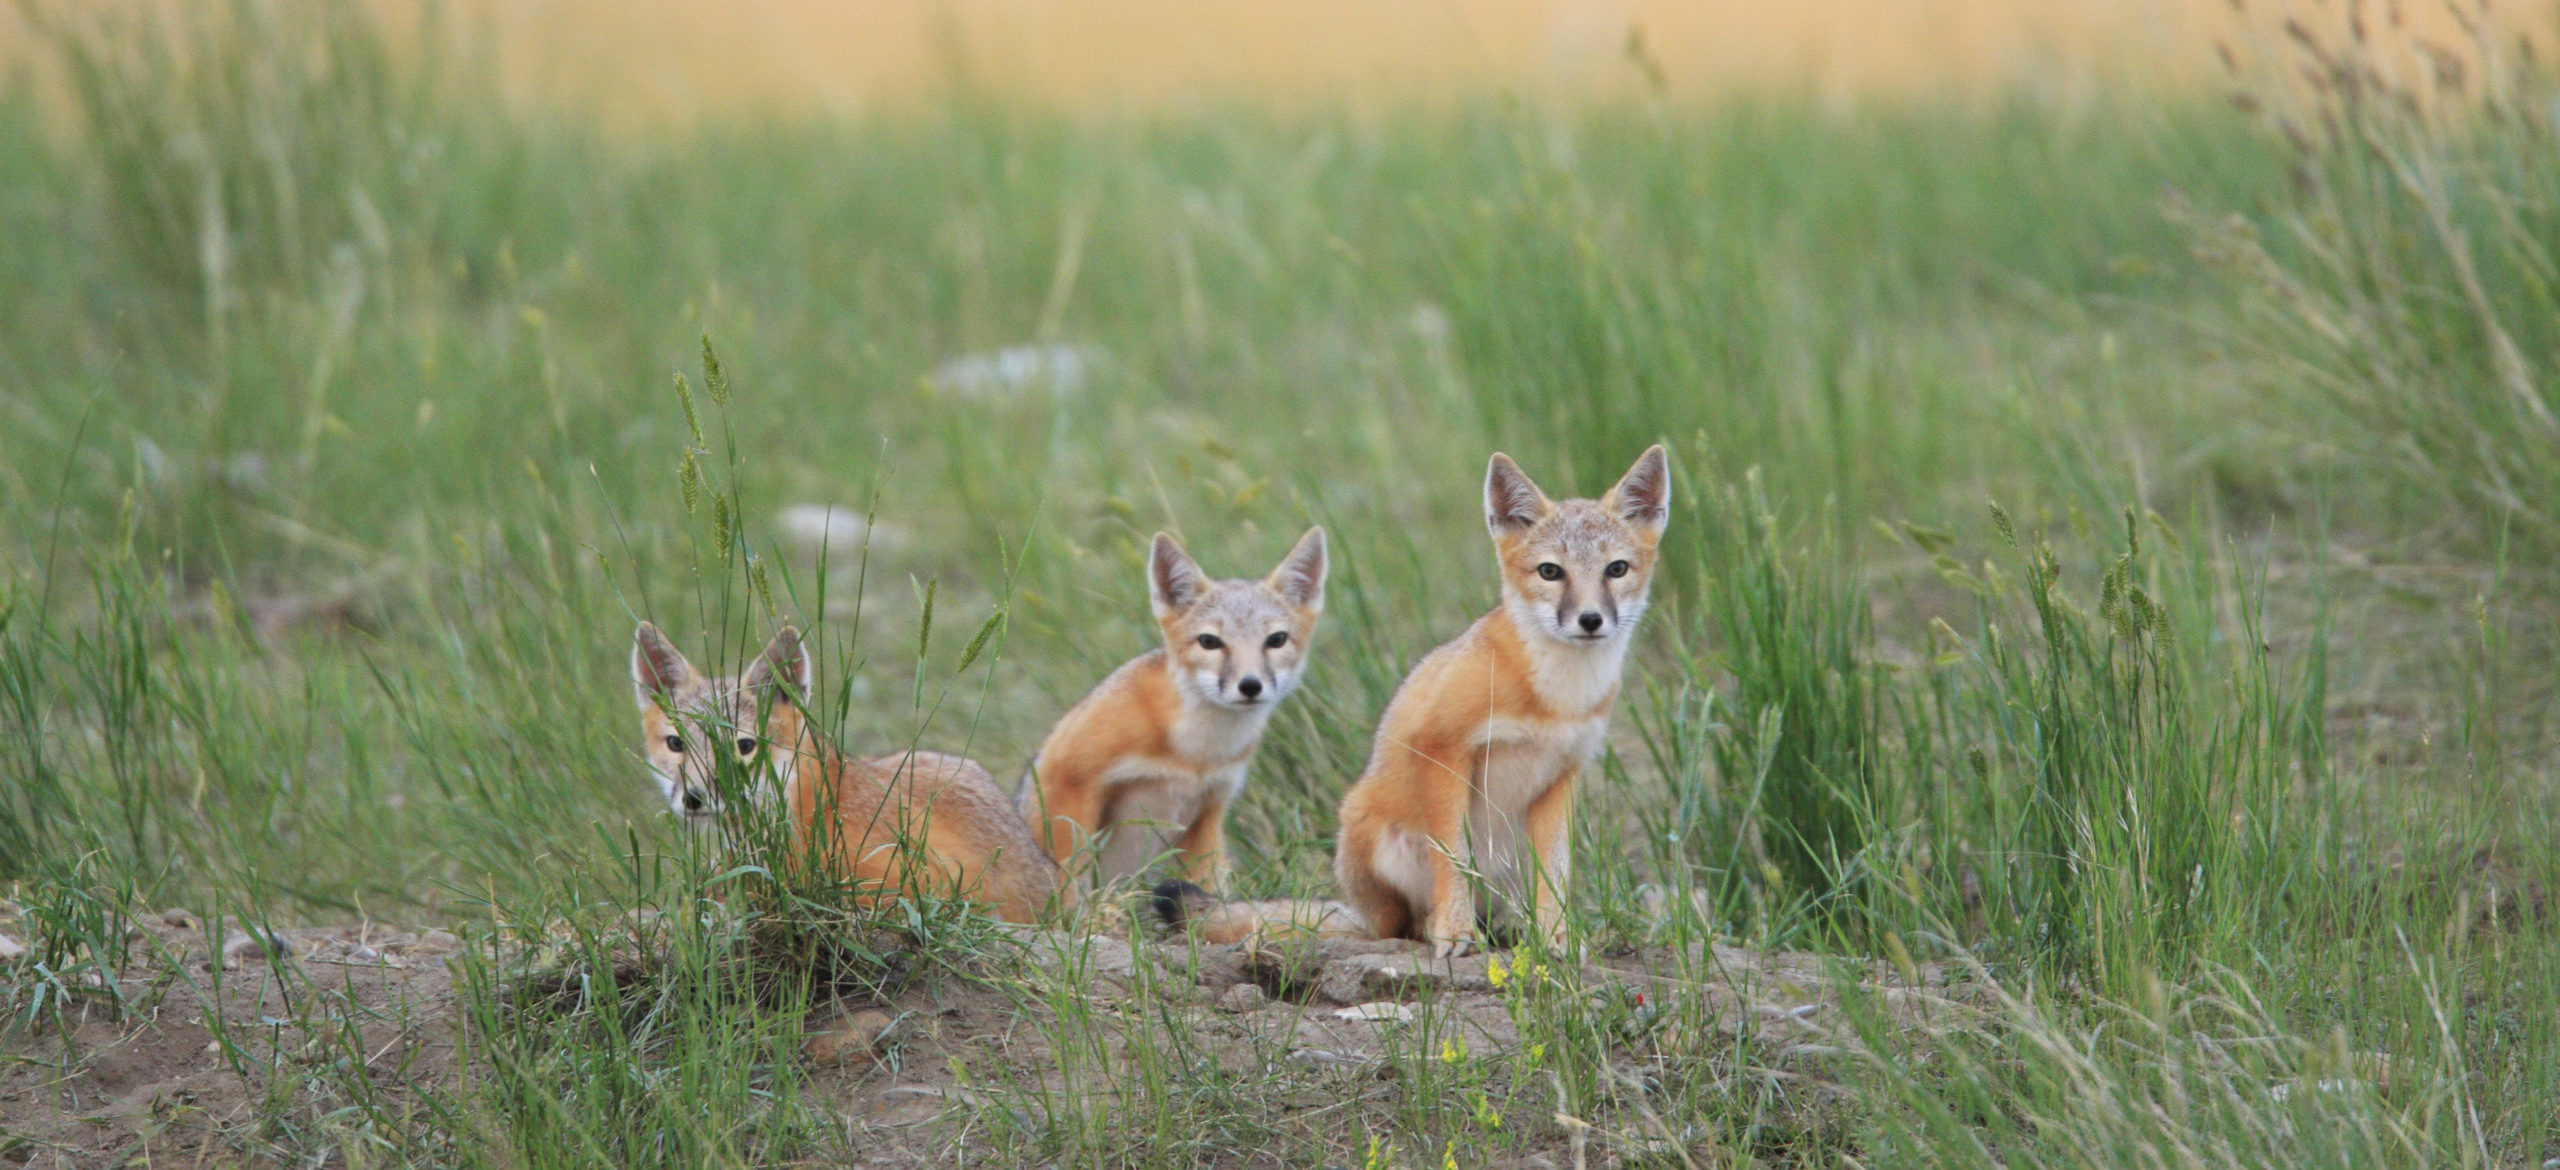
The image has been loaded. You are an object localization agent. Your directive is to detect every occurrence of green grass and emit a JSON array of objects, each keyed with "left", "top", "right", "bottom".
[{"left": 2, "top": 1, "right": 2557, "bottom": 1165}]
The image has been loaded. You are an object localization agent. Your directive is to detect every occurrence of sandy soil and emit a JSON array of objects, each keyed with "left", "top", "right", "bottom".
[
  {"left": 0, "top": 912, "right": 462, "bottom": 1166},
  {"left": 0, "top": 908, "right": 1966, "bottom": 1167}
]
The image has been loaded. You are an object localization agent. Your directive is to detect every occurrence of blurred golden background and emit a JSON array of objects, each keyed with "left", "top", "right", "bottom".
[{"left": 10, "top": 0, "right": 2549, "bottom": 123}]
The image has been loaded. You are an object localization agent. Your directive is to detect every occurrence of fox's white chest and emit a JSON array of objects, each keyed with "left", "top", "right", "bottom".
[
  {"left": 1086, "top": 699, "right": 1266, "bottom": 802},
  {"left": 1079, "top": 700, "right": 1267, "bottom": 881},
  {"left": 1519, "top": 635, "right": 1628, "bottom": 716},
  {"left": 1470, "top": 715, "right": 1608, "bottom": 816},
  {"left": 1449, "top": 714, "right": 1605, "bottom": 912},
  {"left": 1166, "top": 700, "right": 1271, "bottom": 769}
]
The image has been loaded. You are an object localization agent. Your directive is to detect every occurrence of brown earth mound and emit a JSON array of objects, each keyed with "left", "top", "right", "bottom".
[{"left": 1, "top": 911, "right": 1966, "bottom": 1166}]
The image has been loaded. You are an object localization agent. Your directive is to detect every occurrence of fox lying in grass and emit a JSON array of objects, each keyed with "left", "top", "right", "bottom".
[
  {"left": 1019, "top": 528, "right": 1327, "bottom": 893},
  {"left": 1159, "top": 446, "right": 1670, "bottom": 952},
  {"left": 632, "top": 622, "right": 1064, "bottom": 924}
]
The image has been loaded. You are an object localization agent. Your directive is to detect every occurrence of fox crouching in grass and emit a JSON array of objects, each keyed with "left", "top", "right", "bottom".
[
  {"left": 1329, "top": 445, "right": 1671, "bottom": 955},
  {"left": 632, "top": 622, "right": 1066, "bottom": 924},
  {"left": 1019, "top": 529, "right": 1327, "bottom": 898}
]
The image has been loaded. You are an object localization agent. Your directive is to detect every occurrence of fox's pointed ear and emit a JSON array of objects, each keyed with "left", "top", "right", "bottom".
[
  {"left": 1149, "top": 533, "right": 1207, "bottom": 619},
  {"left": 1484, "top": 453, "right": 1550, "bottom": 537},
  {"left": 744, "top": 626, "right": 814, "bottom": 704},
  {"left": 1605, "top": 444, "right": 1671, "bottom": 533},
  {"left": 1266, "top": 526, "right": 1327, "bottom": 611},
  {"left": 632, "top": 622, "right": 692, "bottom": 707}
]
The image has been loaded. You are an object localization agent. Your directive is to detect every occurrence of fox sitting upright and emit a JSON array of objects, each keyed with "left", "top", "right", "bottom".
[
  {"left": 1020, "top": 528, "right": 1327, "bottom": 891},
  {"left": 1332, "top": 446, "right": 1670, "bottom": 955},
  {"left": 632, "top": 622, "right": 1064, "bottom": 924}
]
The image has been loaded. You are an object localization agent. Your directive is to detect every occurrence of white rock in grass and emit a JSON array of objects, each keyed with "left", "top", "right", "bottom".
[
  {"left": 929, "top": 344, "right": 1102, "bottom": 401},
  {"left": 775, "top": 504, "right": 892, "bottom": 557},
  {"left": 1330, "top": 1001, "right": 1414, "bottom": 1023},
  {"left": 222, "top": 453, "right": 269, "bottom": 493},
  {"left": 135, "top": 437, "right": 175, "bottom": 485},
  {"left": 2268, "top": 1078, "right": 2352, "bottom": 1103},
  {"left": 1407, "top": 301, "right": 1451, "bottom": 341},
  {"left": 1288, "top": 1047, "right": 1371, "bottom": 1067},
  {"left": 0, "top": 932, "right": 24, "bottom": 962}
]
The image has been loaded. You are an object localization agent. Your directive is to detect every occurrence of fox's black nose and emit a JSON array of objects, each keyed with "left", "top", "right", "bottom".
[
  {"left": 1578, "top": 612, "right": 1604, "bottom": 633},
  {"left": 1237, "top": 676, "right": 1264, "bottom": 699},
  {"left": 681, "top": 788, "right": 706, "bottom": 812}
]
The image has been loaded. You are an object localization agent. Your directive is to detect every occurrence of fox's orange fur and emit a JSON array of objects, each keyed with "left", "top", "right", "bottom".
[
  {"left": 1020, "top": 528, "right": 1326, "bottom": 891},
  {"left": 633, "top": 623, "right": 1064, "bottom": 924},
  {"left": 1332, "top": 446, "right": 1670, "bottom": 955}
]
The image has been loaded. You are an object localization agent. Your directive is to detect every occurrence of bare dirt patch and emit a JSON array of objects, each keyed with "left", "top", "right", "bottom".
[
  {"left": 0, "top": 915, "right": 462, "bottom": 1167},
  {"left": 3, "top": 910, "right": 1963, "bottom": 1166}
]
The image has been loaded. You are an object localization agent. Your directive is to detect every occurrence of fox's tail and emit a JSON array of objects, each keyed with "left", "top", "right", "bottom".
[{"left": 1152, "top": 880, "right": 1369, "bottom": 945}]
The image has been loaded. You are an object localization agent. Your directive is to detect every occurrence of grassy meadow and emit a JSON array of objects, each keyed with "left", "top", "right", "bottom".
[{"left": 4, "top": 1, "right": 2559, "bottom": 1165}]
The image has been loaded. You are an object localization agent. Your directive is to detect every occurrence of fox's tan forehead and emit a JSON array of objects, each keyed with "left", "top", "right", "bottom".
[
  {"left": 654, "top": 673, "right": 750, "bottom": 715},
  {"left": 1514, "top": 500, "right": 1645, "bottom": 559},
  {"left": 1179, "top": 579, "right": 1298, "bottom": 628}
]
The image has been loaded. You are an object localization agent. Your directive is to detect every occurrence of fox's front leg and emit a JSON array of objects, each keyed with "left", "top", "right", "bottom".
[
  {"left": 1172, "top": 793, "right": 1229, "bottom": 892},
  {"left": 1523, "top": 767, "right": 1577, "bottom": 949},
  {"left": 1419, "top": 771, "right": 1479, "bottom": 957}
]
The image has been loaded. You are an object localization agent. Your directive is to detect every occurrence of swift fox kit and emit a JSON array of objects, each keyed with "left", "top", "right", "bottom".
[
  {"left": 632, "top": 622, "right": 1063, "bottom": 923},
  {"left": 1019, "top": 528, "right": 1327, "bottom": 890},
  {"left": 1332, "top": 446, "right": 1670, "bottom": 955}
]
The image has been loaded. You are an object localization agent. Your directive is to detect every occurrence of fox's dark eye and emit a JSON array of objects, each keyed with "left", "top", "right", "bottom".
[
  {"left": 664, "top": 735, "right": 684, "bottom": 754},
  {"left": 1605, "top": 560, "right": 1631, "bottom": 579},
  {"left": 1264, "top": 631, "right": 1289, "bottom": 649},
  {"left": 736, "top": 737, "right": 757, "bottom": 758},
  {"left": 1197, "top": 634, "right": 1224, "bottom": 651},
  {"left": 1536, "top": 563, "right": 1565, "bottom": 582}
]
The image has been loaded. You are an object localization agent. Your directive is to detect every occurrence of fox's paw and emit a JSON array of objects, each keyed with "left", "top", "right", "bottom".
[{"left": 1430, "top": 934, "right": 1477, "bottom": 959}]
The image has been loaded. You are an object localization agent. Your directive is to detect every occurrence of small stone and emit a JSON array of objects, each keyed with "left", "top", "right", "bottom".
[
  {"left": 159, "top": 908, "right": 198, "bottom": 930},
  {"left": 1085, "top": 937, "right": 1140, "bottom": 979},
  {"left": 804, "top": 1008, "right": 897, "bottom": 1066},
  {"left": 1331, "top": 1002, "right": 1414, "bottom": 1023},
  {"left": 1317, "top": 951, "right": 1491, "bottom": 1005},
  {"left": 929, "top": 343, "right": 1101, "bottom": 401},
  {"left": 221, "top": 928, "right": 286, "bottom": 969},
  {"left": 1288, "top": 1047, "right": 1370, "bottom": 1067},
  {"left": 418, "top": 929, "right": 461, "bottom": 952},
  {"left": 774, "top": 505, "right": 890, "bottom": 556},
  {"left": 0, "top": 933, "right": 23, "bottom": 962},
  {"left": 1216, "top": 983, "right": 1269, "bottom": 1013},
  {"left": 1022, "top": 933, "right": 1139, "bottom": 980}
]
